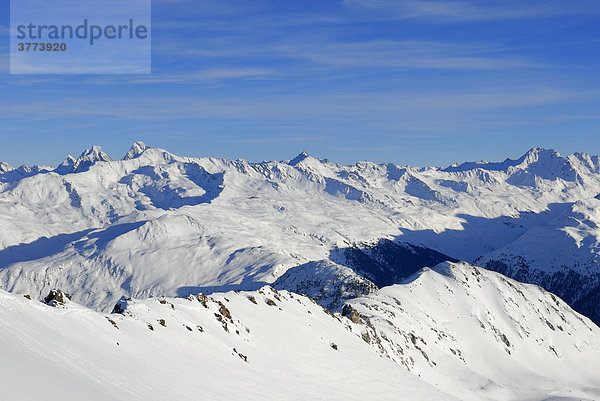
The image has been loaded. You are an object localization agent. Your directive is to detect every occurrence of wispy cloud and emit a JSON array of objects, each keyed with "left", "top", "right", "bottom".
[
  {"left": 223, "top": 135, "right": 321, "bottom": 144},
  {"left": 273, "top": 40, "right": 540, "bottom": 70},
  {"left": 328, "top": 145, "right": 401, "bottom": 152},
  {"left": 345, "top": 0, "right": 600, "bottom": 22},
  {"left": 0, "top": 86, "right": 590, "bottom": 123},
  {"left": 151, "top": 37, "right": 541, "bottom": 76},
  {"left": 127, "top": 68, "right": 275, "bottom": 84}
]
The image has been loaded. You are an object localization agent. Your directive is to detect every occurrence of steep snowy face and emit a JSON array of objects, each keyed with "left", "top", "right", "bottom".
[
  {"left": 344, "top": 261, "right": 600, "bottom": 401},
  {"left": 0, "top": 288, "right": 455, "bottom": 401},
  {"left": 1, "top": 143, "right": 600, "bottom": 320},
  {"left": 287, "top": 151, "right": 310, "bottom": 166},
  {"left": 508, "top": 148, "right": 582, "bottom": 184}
]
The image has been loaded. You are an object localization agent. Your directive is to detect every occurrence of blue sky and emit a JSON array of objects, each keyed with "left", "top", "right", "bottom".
[{"left": 1, "top": 0, "right": 599, "bottom": 167}]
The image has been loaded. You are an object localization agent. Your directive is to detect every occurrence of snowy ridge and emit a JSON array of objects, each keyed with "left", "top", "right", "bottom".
[
  {"left": 345, "top": 261, "right": 600, "bottom": 400},
  {"left": 444, "top": 147, "right": 580, "bottom": 181},
  {"left": 0, "top": 287, "right": 454, "bottom": 401},
  {"left": 0, "top": 163, "right": 51, "bottom": 183},
  {"left": 56, "top": 145, "right": 112, "bottom": 174},
  {"left": 474, "top": 197, "right": 600, "bottom": 324},
  {"left": 2, "top": 262, "right": 599, "bottom": 400}
]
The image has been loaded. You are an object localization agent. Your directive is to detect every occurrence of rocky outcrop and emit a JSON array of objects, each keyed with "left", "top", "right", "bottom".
[{"left": 43, "top": 289, "right": 71, "bottom": 307}]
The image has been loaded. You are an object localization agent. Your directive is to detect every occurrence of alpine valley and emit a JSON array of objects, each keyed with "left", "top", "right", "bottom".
[{"left": 2, "top": 143, "right": 600, "bottom": 400}]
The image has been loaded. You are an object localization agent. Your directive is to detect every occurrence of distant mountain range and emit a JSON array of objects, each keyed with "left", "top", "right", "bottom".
[{"left": 1, "top": 143, "right": 600, "bottom": 320}]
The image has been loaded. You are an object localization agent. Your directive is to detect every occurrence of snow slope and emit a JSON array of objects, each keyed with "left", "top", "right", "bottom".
[
  {"left": 2, "top": 262, "right": 599, "bottom": 401},
  {"left": 345, "top": 261, "right": 600, "bottom": 401},
  {"left": 475, "top": 197, "right": 600, "bottom": 324},
  {"left": 1, "top": 144, "right": 600, "bottom": 324},
  {"left": 0, "top": 288, "right": 454, "bottom": 401}
]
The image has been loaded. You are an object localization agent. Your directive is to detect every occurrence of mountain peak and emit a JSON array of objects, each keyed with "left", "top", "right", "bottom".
[
  {"left": 444, "top": 147, "right": 566, "bottom": 174},
  {"left": 123, "top": 141, "right": 149, "bottom": 160},
  {"left": 55, "top": 146, "right": 112, "bottom": 175},
  {"left": 79, "top": 145, "right": 111, "bottom": 163},
  {"left": 0, "top": 162, "right": 13, "bottom": 174},
  {"left": 525, "top": 147, "right": 557, "bottom": 154},
  {"left": 55, "top": 155, "right": 76, "bottom": 174},
  {"left": 73, "top": 145, "right": 112, "bottom": 172},
  {"left": 63, "top": 155, "right": 76, "bottom": 164},
  {"left": 288, "top": 151, "right": 310, "bottom": 166},
  {"left": 521, "top": 147, "right": 562, "bottom": 163}
]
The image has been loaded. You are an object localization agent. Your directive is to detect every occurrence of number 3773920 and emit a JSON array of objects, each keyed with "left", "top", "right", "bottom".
[{"left": 17, "top": 43, "right": 67, "bottom": 52}]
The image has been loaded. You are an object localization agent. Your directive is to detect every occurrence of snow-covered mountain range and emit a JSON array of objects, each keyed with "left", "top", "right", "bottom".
[
  {"left": 1, "top": 144, "right": 600, "bottom": 319},
  {"left": 2, "top": 143, "right": 600, "bottom": 400}
]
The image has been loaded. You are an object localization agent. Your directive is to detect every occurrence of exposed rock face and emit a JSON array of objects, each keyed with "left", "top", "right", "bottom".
[
  {"left": 342, "top": 305, "right": 362, "bottom": 324},
  {"left": 44, "top": 289, "right": 71, "bottom": 307},
  {"left": 218, "top": 302, "right": 232, "bottom": 320},
  {"left": 197, "top": 294, "right": 209, "bottom": 308},
  {"left": 111, "top": 297, "right": 132, "bottom": 314},
  {"left": 112, "top": 303, "right": 125, "bottom": 314}
]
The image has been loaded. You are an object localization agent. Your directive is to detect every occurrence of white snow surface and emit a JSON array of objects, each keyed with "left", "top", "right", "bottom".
[
  {"left": 2, "top": 144, "right": 600, "bottom": 310},
  {"left": 1, "top": 262, "right": 599, "bottom": 400},
  {"left": 4, "top": 144, "right": 600, "bottom": 399},
  {"left": 0, "top": 287, "right": 454, "bottom": 401}
]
